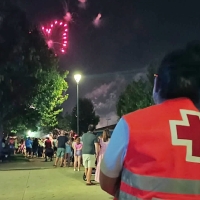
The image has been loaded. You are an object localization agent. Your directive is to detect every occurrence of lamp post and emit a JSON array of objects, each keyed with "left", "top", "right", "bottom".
[{"left": 74, "top": 74, "right": 82, "bottom": 136}]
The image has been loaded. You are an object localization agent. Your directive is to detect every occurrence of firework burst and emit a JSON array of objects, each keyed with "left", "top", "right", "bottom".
[
  {"left": 93, "top": 13, "right": 102, "bottom": 27},
  {"left": 41, "top": 20, "right": 68, "bottom": 55}
]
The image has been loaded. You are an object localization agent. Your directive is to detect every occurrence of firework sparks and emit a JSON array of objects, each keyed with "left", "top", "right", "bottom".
[
  {"left": 93, "top": 13, "right": 102, "bottom": 27},
  {"left": 64, "top": 12, "right": 72, "bottom": 22},
  {"left": 47, "top": 40, "right": 53, "bottom": 48},
  {"left": 78, "top": 0, "right": 86, "bottom": 3},
  {"left": 41, "top": 20, "right": 68, "bottom": 55}
]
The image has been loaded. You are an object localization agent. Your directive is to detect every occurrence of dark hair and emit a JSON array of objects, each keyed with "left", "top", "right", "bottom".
[
  {"left": 157, "top": 42, "right": 200, "bottom": 104},
  {"left": 88, "top": 124, "right": 95, "bottom": 132}
]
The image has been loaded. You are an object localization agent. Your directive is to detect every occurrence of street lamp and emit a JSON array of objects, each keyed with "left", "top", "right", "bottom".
[{"left": 74, "top": 74, "right": 82, "bottom": 135}]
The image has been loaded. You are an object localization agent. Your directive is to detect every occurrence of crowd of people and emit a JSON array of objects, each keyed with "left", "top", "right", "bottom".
[{"left": 1, "top": 127, "right": 110, "bottom": 185}]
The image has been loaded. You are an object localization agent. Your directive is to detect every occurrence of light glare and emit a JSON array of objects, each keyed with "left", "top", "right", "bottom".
[{"left": 74, "top": 74, "right": 82, "bottom": 83}]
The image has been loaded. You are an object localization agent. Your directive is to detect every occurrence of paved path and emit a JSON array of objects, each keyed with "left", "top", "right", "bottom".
[{"left": 0, "top": 156, "right": 112, "bottom": 200}]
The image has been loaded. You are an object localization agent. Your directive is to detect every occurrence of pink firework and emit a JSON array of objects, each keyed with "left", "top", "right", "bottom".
[
  {"left": 47, "top": 40, "right": 53, "bottom": 48},
  {"left": 64, "top": 12, "right": 72, "bottom": 22},
  {"left": 93, "top": 13, "right": 102, "bottom": 27},
  {"left": 78, "top": 0, "right": 86, "bottom": 3},
  {"left": 41, "top": 20, "right": 68, "bottom": 55}
]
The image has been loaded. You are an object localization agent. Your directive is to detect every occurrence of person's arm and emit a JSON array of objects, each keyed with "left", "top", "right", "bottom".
[
  {"left": 94, "top": 143, "right": 99, "bottom": 158},
  {"left": 100, "top": 118, "right": 129, "bottom": 196},
  {"left": 97, "top": 139, "right": 101, "bottom": 154},
  {"left": 94, "top": 136, "right": 99, "bottom": 158}
]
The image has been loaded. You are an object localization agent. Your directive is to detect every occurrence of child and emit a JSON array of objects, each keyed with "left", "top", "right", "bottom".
[
  {"left": 64, "top": 139, "right": 72, "bottom": 167},
  {"left": 74, "top": 137, "right": 82, "bottom": 171}
]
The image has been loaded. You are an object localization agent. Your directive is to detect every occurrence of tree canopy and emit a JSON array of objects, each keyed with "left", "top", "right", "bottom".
[
  {"left": 116, "top": 62, "right": 160, "bottom": 117},
  {"left": 116, "top": 79, "right": 153, "bottom": 117},
  {"left": 31, "top": 69, "right": 68, "bottom": 129},
  {"left": 0, "top": 1, "right": 69, "bottom": 134},
  {"left": 56, "top": 112, "right": 72, "bottom": 131},
  {"left": 71, "top": 98, "right": 100, "bottom": 134}
]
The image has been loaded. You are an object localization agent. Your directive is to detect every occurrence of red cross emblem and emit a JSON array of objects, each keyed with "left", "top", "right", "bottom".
[{"left": 170, "top": 109, "right": 200, "bottom": 163}]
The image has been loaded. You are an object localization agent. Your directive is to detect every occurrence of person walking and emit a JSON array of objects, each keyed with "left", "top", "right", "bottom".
[
  {"left": 82, "top": 124, "right": 99, "bottom": 185},
  {"left": 100, "top": 43, "right": 200, "bottom": 199}
]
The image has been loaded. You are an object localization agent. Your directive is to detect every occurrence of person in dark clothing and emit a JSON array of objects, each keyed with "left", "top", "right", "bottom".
[
  {"left": 32, "top": 138, "right": 39, "bottom": 157},
  {"left": 45, "top": 137, "right": 53, "bottom": 162}
]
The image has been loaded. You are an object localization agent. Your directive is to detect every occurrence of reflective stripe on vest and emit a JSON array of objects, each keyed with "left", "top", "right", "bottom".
[
  {"left": 119, "top": 192, "right": 160, "bottom": 200},
  {"left": 121, "top": 168, "right": 200, "bottom": 195}
]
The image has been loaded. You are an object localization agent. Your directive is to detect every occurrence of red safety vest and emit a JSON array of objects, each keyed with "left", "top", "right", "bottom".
[{"left": 116, "top": 98, "right": 200, "bottom": 200}]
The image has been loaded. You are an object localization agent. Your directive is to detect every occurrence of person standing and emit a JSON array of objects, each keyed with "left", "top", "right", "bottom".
[
  {"left": 25, "top": 137, "right": 33, "bottom": 158},
  {"left": 100, "top": 44, "right": 200, "bottom": 199},
  {"left": 73, "top": 137, "right": 83, "bottom": 171},
  {"left": 49, "top": 132, "right": 54, "bottom": 147},
  {"left": 53, "top": 135, "right": 58, "bottom": 158},
  {"left": 45, "top": 137, "right": 53, "bottom": 162},
  {"left": 54, "top": 130, "right": 68, "bottom": 167},
  {"left": 14, "top": 138, "right": 18, "bottom": 155},
  {"left": 38, "top": 139, "right": 44, "bottom": 158},
  {"left": 82, "top": 124, "right": 99, "bottom": 185},
  {"left": 95, "top": 130, "right": 110, "bottom": 182},
  {"left": 32, "top": 138, "right": 39, "bottom": 157},
  {"left": 64, "top": 138, "right": 72, "bottom": 167}
]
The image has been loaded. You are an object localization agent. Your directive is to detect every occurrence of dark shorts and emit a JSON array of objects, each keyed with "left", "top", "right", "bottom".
[
  {"left": 26, "top": 147, "right": 32, "bottom": 155},
  {"left": 45, "top": 148, "right": 53, "bottom": 157},
  {"left": 32, "top": 147, "right": 38, "bottom": 153}
]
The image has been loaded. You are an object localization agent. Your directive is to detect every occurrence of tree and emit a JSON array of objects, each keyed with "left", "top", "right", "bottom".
[
  {"left": 116, "top": 79, "right": 153, "bottom": 117},
  {"left": 57, "top": 112, "right": 72, "bottom": 131},
  {"left": 0, "top": 2, "right": 69, "bottom": 134},
  {"left": 31, "top": 69, "right": 68, "bottom": 129},
  {"left": 0, "top": 2, "right": 40, "bottom": 142},
  {"left": 71, "top": 98, "right": 100, "bottom": 133}
]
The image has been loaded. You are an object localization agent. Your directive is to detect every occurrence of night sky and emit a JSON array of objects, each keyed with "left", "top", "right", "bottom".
[{"left": 18, "top": 0, "right": 200, "bottom": 127}]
